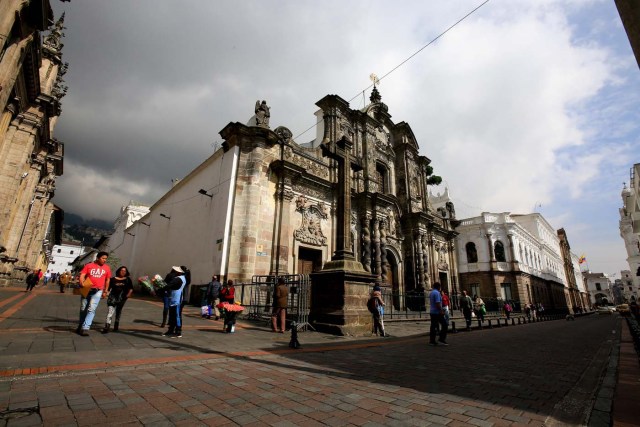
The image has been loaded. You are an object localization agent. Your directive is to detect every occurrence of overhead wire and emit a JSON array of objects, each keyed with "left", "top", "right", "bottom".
[{"left": 293, "top": 0, "right": 491, "bottom": 141}]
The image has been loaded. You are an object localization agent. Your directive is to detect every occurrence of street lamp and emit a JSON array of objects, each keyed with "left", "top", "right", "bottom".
[
  {"left": 140, "top": 221, "right": 150, "bottom": 227},
  {"left": 126, "top": 232, "right": 135, "bottom": 237},
  {"left": 198, "top": 189, "right": 213, "bottom": 198},
  {"left": 160, "top": 213, "right": 171, "bottom": 220}
]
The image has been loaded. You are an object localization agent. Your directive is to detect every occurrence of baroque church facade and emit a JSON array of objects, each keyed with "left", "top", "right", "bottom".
[
  {"left": 115, "top": 88, "right": 459, "bottom": 309},
  {"left": 0, "top": 2, "right": 67, "bottom": 284}
]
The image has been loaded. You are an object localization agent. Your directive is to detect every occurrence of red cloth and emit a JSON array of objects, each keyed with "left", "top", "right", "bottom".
[
  {"left": 442, "top": 293, "right": 450, "bottom": 308},
  {"left": 220, "top": 286, "right": 235, "bottom": 303},
  {"left": 80, "top": 262, "right": 111, "bottom": 290}
]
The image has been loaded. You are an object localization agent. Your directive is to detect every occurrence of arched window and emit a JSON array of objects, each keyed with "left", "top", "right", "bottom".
[
  {"left": 494, "top": 241, "right": 506, "bottom": 262},
  {"left": 465, "top": 242, "right": 478, "bottom": 263}
]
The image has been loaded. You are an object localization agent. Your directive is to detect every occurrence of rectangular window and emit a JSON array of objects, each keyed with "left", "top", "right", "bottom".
[
  {"left": 470, "top": 284, "right": 480, "bottom": 298},
  {"left": 70, "top": 250, "right": 74, "bottom": 254},
  {"left": 501, "top": 283, "right": 512, "bottom": 301},
  {"left": 596, "top": 283, "right": 601, "bottom": 291},
  {"left": 57, "top": 249, "right": 61, "bottom": 253}
]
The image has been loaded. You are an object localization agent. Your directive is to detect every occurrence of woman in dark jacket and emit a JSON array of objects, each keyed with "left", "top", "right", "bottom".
[{"left": 101, "top": 266, "right": 133, "bottom": 333}]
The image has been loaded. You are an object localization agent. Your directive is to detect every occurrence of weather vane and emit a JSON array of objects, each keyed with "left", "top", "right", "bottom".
[{"left": 369, "top": 73, "right": 379, "bottom": 87}]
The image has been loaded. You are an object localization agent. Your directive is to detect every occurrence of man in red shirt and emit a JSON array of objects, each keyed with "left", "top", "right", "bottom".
[{"left": 76, "top": 252, "right": 111, "bottom": 336}]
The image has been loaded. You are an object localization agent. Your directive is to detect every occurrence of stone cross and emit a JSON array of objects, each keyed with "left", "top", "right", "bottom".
[{"left": 321, "top": 135, "right": 362, "bottom": 261}]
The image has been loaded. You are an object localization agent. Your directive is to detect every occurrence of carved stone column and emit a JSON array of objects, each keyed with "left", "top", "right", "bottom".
[
  {"left": 361, "top": 215, "right": 371, "bottom": 272},
  {"left": 416, "top": 233, "right": 425, "bottom": 289},
  {"left": 421, "top": 234, "right": 430, "bottom": 287},
  {"left": 429, "top": 235, "right": 437, "bottom": 284},
  {"left": 380, "top": 219, "right": 389, "bottom": 284},
  {"left": 372, "top": 219, "right": 382, "bottom": 280}
]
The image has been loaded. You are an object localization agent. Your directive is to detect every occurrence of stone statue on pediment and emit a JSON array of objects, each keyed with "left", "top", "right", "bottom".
[{"left": 255, "top": 100, "right": 270, "bottom": 128}]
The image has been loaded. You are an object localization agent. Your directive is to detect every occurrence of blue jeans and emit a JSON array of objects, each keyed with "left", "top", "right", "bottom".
[{"left": 79, "top": 289, "right": 103, "bottom": 330}]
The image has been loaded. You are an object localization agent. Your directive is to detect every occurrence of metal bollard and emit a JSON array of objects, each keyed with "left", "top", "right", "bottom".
[
  {"left": 289, "top": 321, "right": 301, "bottom": 349},
  {"left": 511, "top": 318, "right": 515, "bottom": 326},
  {"left": 477, "top": 318, "right": 483, "bottom": 329},
  {"left": 451, "top": 320, "right": 457, "bottom": 333},
  {"left": 488, "top": 319, "right": 493, "bottom": 328}
]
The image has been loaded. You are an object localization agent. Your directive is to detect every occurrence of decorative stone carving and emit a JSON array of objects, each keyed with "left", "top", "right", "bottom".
[
  {"left": 380, "top": 219, "right": 389, "bottom": 283},
  {"left": 437, "top": 241, "right": 449, "bottom": 271},
  {"left": 255, "top": 100, "right": 270, "bottom": 128},
  {"left": 445, "top": 201, "right": 456, "bottom": 219},
  {"left": 291, "top": 183, "right": 329, "bottom": 201},
  {"left": 361, "top": 215, "right": 371, "bottom": 272},
  {"left": 284, "top": 146, "right": 330, "bottom": 179},
  {"left": 274, "top": 126, "right": 293, "bottom": 144},
  {"left": 421, "top": 234, "right": 429, "bottom": 285},
  {"left": 294, "top": 195, "right": 328, "bottom": 246},
  {"left": 340, "top": 120, "right": 354, "bottom": 141}
]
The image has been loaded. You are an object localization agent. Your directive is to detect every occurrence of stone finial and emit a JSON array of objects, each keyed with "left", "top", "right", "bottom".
[
  {"left": 370, "top": 85, "right": 382, "bottom": 104},
  {"left": 43, "top": 13, "right": 66, "bottom": 55}
]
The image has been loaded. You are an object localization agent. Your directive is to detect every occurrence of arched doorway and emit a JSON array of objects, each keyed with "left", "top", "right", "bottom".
[{"left": 385, "top": 250, "right": 401, "bottom": 310}]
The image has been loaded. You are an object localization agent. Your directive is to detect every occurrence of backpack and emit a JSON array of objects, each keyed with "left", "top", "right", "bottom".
[{"left": 367, "top": 296, "right": 378, "bottom": 314}]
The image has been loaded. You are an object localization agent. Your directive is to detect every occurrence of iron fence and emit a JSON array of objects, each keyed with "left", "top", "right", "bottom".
[{"left": 238, "top": 274, "right": 312, "bottom": 331}]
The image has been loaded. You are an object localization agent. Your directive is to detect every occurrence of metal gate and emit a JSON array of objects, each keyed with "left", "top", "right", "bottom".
[{"left": 242, "top": 274, "right": 312, "bottom": 331}]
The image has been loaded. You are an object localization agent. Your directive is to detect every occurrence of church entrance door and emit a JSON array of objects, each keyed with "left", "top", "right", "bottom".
[
  {"left": 386, "top": 251, "right": 400, "bottom": 310},
  {"left": 298, "top": 247, "right": 323, "bottom": 274}
]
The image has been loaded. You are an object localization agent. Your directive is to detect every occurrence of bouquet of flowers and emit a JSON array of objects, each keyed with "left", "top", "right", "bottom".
[
  {"left": 216, "top": 301, "right": 244, "bottom": 333},
  {"left": 138, "top": 276, "right": 154, "bottom": 294},
  {"left": 137, "top": 274, "right": 169, "bottom": 296}
]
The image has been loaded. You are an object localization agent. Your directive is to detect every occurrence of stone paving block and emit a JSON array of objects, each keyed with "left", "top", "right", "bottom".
[{"left": 5, "top": 413, "right": 42, "bottom": 427}]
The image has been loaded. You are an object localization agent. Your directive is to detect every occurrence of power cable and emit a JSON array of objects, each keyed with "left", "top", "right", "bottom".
[{"left": 293, "top": 0, "right": 491, "bottom": 141}]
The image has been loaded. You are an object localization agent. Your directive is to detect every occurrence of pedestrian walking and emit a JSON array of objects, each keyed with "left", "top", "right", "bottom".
[
  {"left": 220, "top": 280, "right": 237, "bottom": 332},
  {"left": 367, "top": 284, "right": 386, "bottom": 337},
  {"left": 429, "top": 282, "right": 448, "bottom": 346},
  {"left": 25, "top": 269, "right": 39, "bottom": 292},
  {"left": 43, "top": 270, "right": 51, "bottom": 286},
  {"left": 101, "top": 266, "right": 133, "bottom": 333},
  {"left": 76, "top": 252, "right": 112, "bottom": 336},
  {"left": 460, "top": 290, "right": 473, "bottom": 330},
  {"left": 503, "top": 301, "right": 512, "bottom": 320},
  {"left": 206, "top": 275, "right": 222, "bottom": 320},
  {"left": 59, "top": 271, "right": 71, "bottom": 293},
  {"left": 162, "top": 266, "right": 187, "bottom": 338},
  {"left": 524, "top": 303, "right": 532, "bottom": 320},
  {"left": 442, "top": 290, "right": 451, "bottom": 325},
  {"left": 473, "top": 295, "right": 485, "bottom": 323},
  {"left": 271, "top": 277, "right": 289, "bottom": 333}
]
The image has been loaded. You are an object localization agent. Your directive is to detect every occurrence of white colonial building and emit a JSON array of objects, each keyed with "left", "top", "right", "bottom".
[
  {"left": 48, "top": 242, "right": 86, "bottom": 274},
  {"left": 455, "top": 212, "right": 570, "bottom": 312},
  {"left": 620, "top": 163, "right": 640, "bottom": 295},
  {"left": 620, "top": 269, "right": 638, "bottom": 302},
  {"left": 583, "top": 271, "right": 612, "bottom": 306}
]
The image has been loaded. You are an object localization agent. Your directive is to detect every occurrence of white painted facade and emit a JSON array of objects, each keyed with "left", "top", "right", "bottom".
[
  {"left": 619, "top": 163, "right": 640, "bottom": 294},
  {"left": 620, "top": 269, "right": 638, "bottom": 302},
  {"left": 583, "top": 272, "right": 612, "bottom": 305},
  {"left": 456, "top": 212, "right": 565, "bottom": 285},
  {"left": 110, "top": 147, "right": 238, "bottom": 285},
  {"left": 48, "top": 243, "right": 86, "bottom": 274},
  {"left": 571, "top": 252, "right": 587, "bottom": 293}
]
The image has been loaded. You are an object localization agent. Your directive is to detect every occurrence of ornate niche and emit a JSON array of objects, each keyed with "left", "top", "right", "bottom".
[
  {"left": 294, "top": 195, "right": 328, "bottom": 246},
  {"left": 436, "top": 241, "right": 449, "bottom": 271}
]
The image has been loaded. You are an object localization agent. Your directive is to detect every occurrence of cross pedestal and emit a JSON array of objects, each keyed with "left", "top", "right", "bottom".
[{"left": 309, "top": 136, "right": 376, "bottom": 335}]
